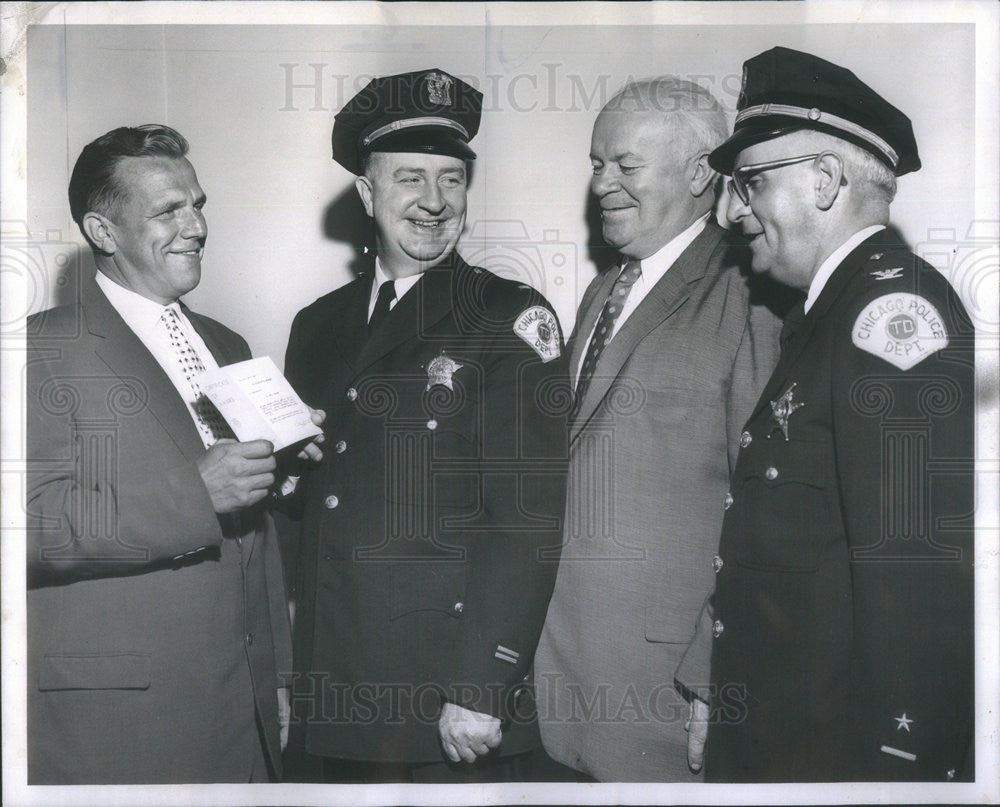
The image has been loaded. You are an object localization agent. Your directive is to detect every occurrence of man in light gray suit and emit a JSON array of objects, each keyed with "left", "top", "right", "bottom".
[{"left": 533, "top": 77, "right": 784, "bottom": 782}]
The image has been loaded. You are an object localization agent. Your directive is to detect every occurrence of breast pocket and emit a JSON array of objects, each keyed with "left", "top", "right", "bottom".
[
  {"left": 734, "top": 450, "right": 832, "bottom": 573},
  {"left": 38, "top": 653, "right": 151, "bottom": 691}
]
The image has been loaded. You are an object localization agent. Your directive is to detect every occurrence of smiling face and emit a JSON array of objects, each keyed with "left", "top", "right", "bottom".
[
  {"left": 101, "top": 156, "right": 207, "bottom": 303},
  {"left": 725, "top": 136, "right": 824, "bottom": 291},
  {"left": 589, "top": 107, "right": 702, "bottom": 259},
  {"left": 356, "top": 151, "right": 468, "bottom": 277}
]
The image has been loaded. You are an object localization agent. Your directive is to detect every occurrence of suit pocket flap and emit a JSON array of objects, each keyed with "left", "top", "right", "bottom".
[
  {"left": 38, "top": 653, "right": 151, "bottom": 691},
  {"left": 389, "top": 563, "right": 468, "bottom": 620},
  {"left": 644, "top": 605, "right": 697, "bottom": 644}
]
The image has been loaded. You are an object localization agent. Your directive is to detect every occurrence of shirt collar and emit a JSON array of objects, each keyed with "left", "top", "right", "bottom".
[
  {"left": 632, "top": 213, "right": 710, "bottom": 284},
  {"left": 95, "top": 271, "right": 180, "bottom": 337},
  {"left": 803, "top": 225, "right": 885, "bottom": 313},
  {"left": 373, "top": 258, "right": 424, "bottom": 302}
]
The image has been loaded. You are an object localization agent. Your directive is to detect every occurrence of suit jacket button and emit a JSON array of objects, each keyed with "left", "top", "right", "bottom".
[
  {"left": 724, "top": 492, "right": 734, "bottom": 510},
  {"left": 712, "top": 619, "right": 724, "bottom": 638},
  {"left": 346, "top": 387, "right": 358, "bottom": 401},
  {"left": 324, "top": 495, "right": 340, "bottom": 509},
  {"left": 765, "top": 466, "right": 779, "bottom": 480},
  {"left": 740, "top": 430, "right": 752, "bottom": 448},
  {"left": 246, "top": 633, "right": 254, "bottom": 646},
  {"left": 453, "top": 601, "right": 464, "bottom": 615},
  {"left": 335, "top": 440, "right": 347, "bottom": 453},
  {"left": 713, "top": 555, "right": 724, "bottom": 574}
]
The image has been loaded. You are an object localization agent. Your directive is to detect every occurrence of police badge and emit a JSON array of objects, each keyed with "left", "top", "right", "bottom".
[
  {"left": 768, "top": 382, "right": 805, "bottom": 441},
  {"left": 425, "top": 350, "right": 463, "bottom": 391},
  {"left": 425, "top": 72, "right": 453, "bottom": 106}
]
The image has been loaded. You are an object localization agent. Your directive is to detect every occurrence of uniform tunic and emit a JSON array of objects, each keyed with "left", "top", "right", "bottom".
[
  {"left": 282, "top": 253, "right": 569, "bottom": 763},
  {"left": 705, "top": 234, "right": 975, "bottom": 781}
]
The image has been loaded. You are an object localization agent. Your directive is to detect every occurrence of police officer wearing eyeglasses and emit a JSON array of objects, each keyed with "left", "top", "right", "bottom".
[{"left": 677, "top": 47, "right": 974, "bottom": 781}]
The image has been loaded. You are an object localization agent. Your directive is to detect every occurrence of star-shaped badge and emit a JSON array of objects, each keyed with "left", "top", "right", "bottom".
[
  {"left": 425, "top": 350, "right": 463, "bottom": 391},
  {"left": 768, "top": 382, "right": 805, "bottom": 441},
  {"left": 894, "top": 713, "right": 914, "bottom": 732}
]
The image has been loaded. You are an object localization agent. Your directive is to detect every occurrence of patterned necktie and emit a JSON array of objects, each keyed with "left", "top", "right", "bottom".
[
  {"left": 160, "top": 306, "right": 234, "bottom": 444},
  {"left": 368, "top": 280, "right": 396, "bottom": 334},
  {"left": 572, "top": 258, "right": 642, "bottom": 418}
]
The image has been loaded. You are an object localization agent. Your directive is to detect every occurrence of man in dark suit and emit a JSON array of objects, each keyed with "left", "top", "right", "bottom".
[
  {"left": 281, "top": 69, "right": 569, "bottom": 783},
  {"left": 532, "top": 77, "right": 782, "bottom": 781},
  {"left": 26, "top": 125, "right": 311, "bottom": 783},
  {"left": 683, "top": 47, "right": 975, "bottom": 782}
]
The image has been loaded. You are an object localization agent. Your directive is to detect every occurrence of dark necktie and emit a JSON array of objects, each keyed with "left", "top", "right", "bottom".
[
  {"left": 368, "top": 280, "right": 396, "bottom": 334},
  {"left": 572, "top": 258, "right": 642, "bottom": 418},
  {"left": 780, "top": 300, "right": 806, "bottom": 353}
]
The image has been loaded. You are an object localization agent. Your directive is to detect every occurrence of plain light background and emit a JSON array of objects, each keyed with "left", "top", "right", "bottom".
[{"left": 26, "top": 23, "right": 976, "bottom": 367}]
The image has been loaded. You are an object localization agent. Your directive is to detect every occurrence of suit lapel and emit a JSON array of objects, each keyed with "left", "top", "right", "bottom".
[
  {"left": 570, "top": 224, "right": 723, "bottom": 442},
  {"left": 82, "top": 278, "right": 207, "bottom": 463}
]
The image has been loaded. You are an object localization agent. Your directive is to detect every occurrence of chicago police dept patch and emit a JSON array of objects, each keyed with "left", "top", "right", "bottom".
[
  {"left": 514, "top": 306, "right": 561, "bottom": 363},
  {"left": 852, "top": 293, "right": 948, "bottom": 370}
]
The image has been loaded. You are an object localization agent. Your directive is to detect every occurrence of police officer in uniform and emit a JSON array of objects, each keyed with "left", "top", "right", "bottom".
[
  {"left": 280, "top": 69, "right": 569, "bottom": 783},
  {"left": 678, "top": 47, "right": 974, "bottom": 781}
]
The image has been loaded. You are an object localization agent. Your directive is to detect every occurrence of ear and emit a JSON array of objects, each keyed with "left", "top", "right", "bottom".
[
  {"left": 814, "top": 152, "right": 845, "bottom": 211},
  {"left": 688, "top": 152, "right": 717, "bottom": 198},
  {"left": 81, "top": 212, "right": 117, "bottom": 254},
  {"left": 355, "top": 175, "right": 375, "bottom": 218}
]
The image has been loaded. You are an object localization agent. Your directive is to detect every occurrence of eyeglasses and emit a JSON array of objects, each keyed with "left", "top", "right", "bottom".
[{"left": 727, "top": 153, "right": 822, "bottom": 205}]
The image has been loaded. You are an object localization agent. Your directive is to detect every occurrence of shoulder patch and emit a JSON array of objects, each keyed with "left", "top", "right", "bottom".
[
  {"left": 514, "top": 306, "right": 561, "bottom": 363},
  {"left": 852, "top": 293, "right": 949, "bottom": 370}
]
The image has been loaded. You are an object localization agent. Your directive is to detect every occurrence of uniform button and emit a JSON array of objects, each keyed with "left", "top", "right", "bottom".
[
  {"left": 765, "top": 466, "right": 779, "bottom": 481},
  {"left": 427, "top": 419, "right": 438, "bottom": 430},
  {"left": 712, "top": 620, "right": 724, "bottom": 639},
  {"left": 724, "top": 492, "right": 734, "bottom": 510},
  {"left": 946, "top": 769, "right": 956, "bottom": 781},
  {"left": 346, "top": 387, "right": 358, "bottom": 401},
  {"left": 335, "top": 440, "right": 347, "bottom": 454},
  {"left": 246, "top": 633, "right": 254, "bottom": 646},
  {"left": 324, "top": 494, "right": 340, "bottom": 509},
  {"left": 453, "top": 601, "right": 464, "bottom": 615},
  {"left": 740, "top": 430, "right": 752, "bottom": 448},
  {"left": 712, "top": 555, "right": 724, "bottom": 574}
]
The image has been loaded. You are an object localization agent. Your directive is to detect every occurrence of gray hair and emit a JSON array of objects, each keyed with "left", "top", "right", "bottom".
[
  {"left": 795, "top": 129, "right": 898, "bottom": 203},
  {"left": 603, "top": 77, "right": 730, "bottom": 155}
]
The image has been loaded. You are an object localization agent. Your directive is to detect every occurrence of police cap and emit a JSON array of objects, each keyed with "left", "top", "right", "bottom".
[
  {"left": 332, "top": 68, "right": 482, "bottom": 175},
  {"left": 709, "top": 47, "right": 920, "bottom": 176}
]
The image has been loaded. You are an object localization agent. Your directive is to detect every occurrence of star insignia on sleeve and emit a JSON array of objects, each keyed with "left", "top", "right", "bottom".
[
  {"left": 425, "top": 350, "right": 463, "bottom": 391},
  {"left": 894, "top": 713, "right": 914, "bottom": 732}
]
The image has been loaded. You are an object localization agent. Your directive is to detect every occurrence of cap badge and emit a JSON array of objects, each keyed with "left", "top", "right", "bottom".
[
  {"left": 768, "top": 382, "right": 805, "bottom": 441},
  {"left": 426, "top": 72, "right": 453, "bottom": 106},
  {"left": 426, "top": 349, "right": 463, "bottom": 391},
  {"left": 871, "top": 266, "right": 904, "bottom": 280}
]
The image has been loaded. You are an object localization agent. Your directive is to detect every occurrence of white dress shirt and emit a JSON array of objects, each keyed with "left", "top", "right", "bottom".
[
  {"left": 576, "top": 213, "right": 710, "bottom": 383},
  {"left": 803, "top": 225, "right": 885, "bottom": 314},
  {"left": 367, "top": 259, "right": 424, "bottom": 322},
  {"left": 96, "top": 271, "right": 220, "bottom": 446}
]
